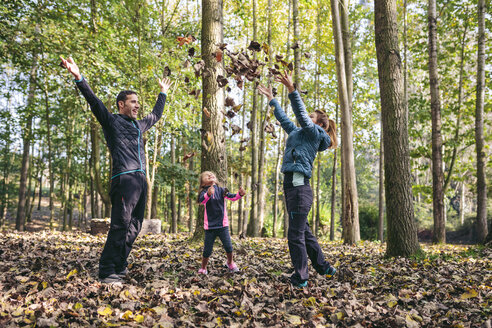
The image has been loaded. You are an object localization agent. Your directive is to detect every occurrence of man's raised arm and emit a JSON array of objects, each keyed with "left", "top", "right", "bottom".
[
  {"left": 138, "top": 77, "right": 172, "bottom": 132},
  {"left": 60, "top": 56, "right": 112, "bottom": 127}
]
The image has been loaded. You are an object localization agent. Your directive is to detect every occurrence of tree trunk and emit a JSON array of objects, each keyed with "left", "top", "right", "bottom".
[
  {"left": 188, "top": 156, "right": 194, "bottom": 233},
  {"left": 171, "top": 135, "right": 177, "bottom": 233},
  {"left": 374, "top": 0, "right": 420, "bottom": 257},
  {"left": 428, "top": 0, "right": 446, "bottom": 244},
  {"left": 475, "top": 0, "right": 488, "bottom": 243},
  {"left": 273, "top": 128, "right": 282, "bottom": 238},
  {"left": 90, "top": 124, "right": 111, "bottom": 217},
  {"left": 192, "top": 0, "right": 226, "bottom": 242},
  {"left": 16, "top": 53, "right": 38, "bottom": 231},
  {"left": 330, "top": 0, "right": 360, "bottom": 244},
  {"left": 330, "top": 105, "right": 339, "bottom": 241},
  {"left": 378, "top": 122, "right": 384, "bottom": 242},
  {"left": 292, "top": 0, "right": 300, "bottom": 89},
  {"left": 247, "top": 0, "right": 259, "bottom": 237}
]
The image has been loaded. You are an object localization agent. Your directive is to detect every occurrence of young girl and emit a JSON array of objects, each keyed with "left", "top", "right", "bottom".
[
  {"left": 197, "top": 171, "right": 245, "bottom": 274},
  {"left": 258, "top": 71, "right": 338, "bottom": 288}
]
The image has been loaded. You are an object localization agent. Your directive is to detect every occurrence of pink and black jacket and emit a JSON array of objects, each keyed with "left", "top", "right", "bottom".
[{"left": 198, "top": 185, "right": 242, "bottom": 230}]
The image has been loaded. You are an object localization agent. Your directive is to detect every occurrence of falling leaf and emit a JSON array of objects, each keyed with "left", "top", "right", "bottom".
[
  {"left": 262, "top": 43, "right": 269, "bottom": 55},
  {"left": 216, "top": 75, "right": 229, "bottom": 88},
  {"left": 217, "top": 42, "right": 228, "bottom": 50},
  {"left": 184, "top": 76, "right": 190, "bottom": 83},
  {"left": 188, "top": 47, "right": 195, "bottom": 57},
  {"left": 203, "top": 107, "right": 210, "bottom": 118},
  {"left": 183, "top": 60, "right": 191, "bottom": 69},
  {"left": 182, "top": 152, "right": 195, "bottom": 162},
  {"left": 163, "top": 66, "right": 171, "bottom": 77},
  {"left": 193, "top": 60, "right": 205, "bottom": 77},
  {"left": 225, "top": 110, "right": 236, "bottom": 119},
  {"left": 177, "top": 35, "right": 193, "bottom": 46},
  {"left": 232, "top": 104, "right": 242, "bottom": 112},
  {"left": 230, "top": 124, "right": 241, "bottom": 136},
  {"left": 225, "top": 97, "right": 236, "bottom": 107},
  {"left": 304, "top": 52, "right": 312, "bottom": 58},
  {"left": 291, "top": 41, "right": 300, "bottom": 49},
  {"left": 247, "top": 41, "right": 261, "bottom": 52},
  {"left": 287, "top": 62, "right": 294, "bottom": 71},
  {"left": 215, "top": 49, "right": 223, "bottom": 62}
]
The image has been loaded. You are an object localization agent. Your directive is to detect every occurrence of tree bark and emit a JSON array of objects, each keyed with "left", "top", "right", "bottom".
[
  {"left": 330, "top": 105, "right": 339, "bottom": 241},
  {"left": 330, "top": 0, "right": 360, "bottom": 244},
  {"left": 378, "top": 122, "right": 384, "bottom": 242},
  {"left": 171, "top": 134, "right": 177, "bottom": 233},
  {"left": 90, "top": 123, "right": 111, "bottom": 217},
  {"left": 374, "top": 0, "right": 420, "bottom": 257},
  {"left": 428, "top": 0, "right": 446, "bottom": 244},
  {"left": 475, "top": 0, "right": 488, "bottom": 244},
  {"left": 247, "top": 0, "right": 259, "bottom": 237},
  {"left": 192, "top": 0, "right": 226, "bottom": 241}
]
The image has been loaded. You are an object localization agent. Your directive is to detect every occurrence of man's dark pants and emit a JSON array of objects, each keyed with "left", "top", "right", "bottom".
[
  {"left": 99, "top": 172, "right": 147, "bottom": 279},
  {"left": 284, "top": 183, "right": 331, "bottom": 285}
]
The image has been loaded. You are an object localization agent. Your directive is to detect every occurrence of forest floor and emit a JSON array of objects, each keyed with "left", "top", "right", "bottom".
[{"left": 0, "top": 231, "right": 490, "bottom": 327}]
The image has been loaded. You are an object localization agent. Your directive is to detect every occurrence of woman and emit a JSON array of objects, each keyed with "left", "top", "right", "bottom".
[{"left": 257, "top": 71, "right": 337, "bottom": 288}]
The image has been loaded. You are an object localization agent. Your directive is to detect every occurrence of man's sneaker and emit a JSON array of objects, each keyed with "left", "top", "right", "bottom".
[
  {"left": 99, "top": 274, "right": 123, "bottom": 284},
  {"left": 226, "top": 262, "right": 239, "bottom": 273},
  {"left": 293, "top": 280, "right": 308, "bottom": 288},
  {"left": 198, "top": 268, "right": 208, "bottom": 275},
  {"left": 116, "top": 268, "right": 128, "bottom": 278},
  {"left": 325, "top": 266, "right": 337, "bottom": 278}
]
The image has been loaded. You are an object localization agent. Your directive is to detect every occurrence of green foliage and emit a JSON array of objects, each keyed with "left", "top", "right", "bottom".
[{"left": 358, "top": 203, "right": 379, "bottom": 241}]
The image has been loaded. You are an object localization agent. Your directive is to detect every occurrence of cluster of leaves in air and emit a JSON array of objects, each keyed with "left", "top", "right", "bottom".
[
  {"left": 0, "top": 231, "right": 490, "bottom": 327},
  {"left": 169, "top": 36, "right": 308, "bottom": 157}
]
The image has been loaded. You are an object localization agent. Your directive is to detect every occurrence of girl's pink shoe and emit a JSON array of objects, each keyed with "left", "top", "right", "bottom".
[
  {"left": 198, "top": 268, "right": 208, "bottom": 275},
  {"left": 227, "top": 262, "right": 239, "bottom": 273}
]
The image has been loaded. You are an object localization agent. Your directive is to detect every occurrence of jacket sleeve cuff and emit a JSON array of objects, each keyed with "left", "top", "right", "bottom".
[{"left": 74, "top": 76, "right": 84, "bottom": 83}]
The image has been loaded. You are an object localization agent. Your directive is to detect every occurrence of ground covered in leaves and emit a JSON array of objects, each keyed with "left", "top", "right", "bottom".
[{"left": 0, "top": 232, "right": 490, "bottom": 327}]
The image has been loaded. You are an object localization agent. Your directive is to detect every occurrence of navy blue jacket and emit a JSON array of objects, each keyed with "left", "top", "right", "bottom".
[
  {"left": 198, "top": 185, "right": 242, "bottom": 230},
  {"left": 269, "top": 90, "right": 331, "bottom": 178},
  {"left": 76, "top": 77, "right": 166, "bottom": 178}
]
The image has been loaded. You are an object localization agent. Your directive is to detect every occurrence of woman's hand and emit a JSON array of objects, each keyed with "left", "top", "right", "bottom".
[
  {"left": 257, "top": 84, "right": 274, "bottom": 102},
  {"left": 275, "top": 71, "right": 295, "bottom": 93}
]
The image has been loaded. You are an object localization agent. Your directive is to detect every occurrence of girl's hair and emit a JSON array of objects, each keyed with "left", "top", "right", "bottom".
[
  {"left": 197, "top": 171, "right": 220, "bottom": 204},
  {"left": 315, "top": 110, "right": 338, "bottom": 149},
  {"left": 199, "top": 171, "right": 220, "bottom": 188}
]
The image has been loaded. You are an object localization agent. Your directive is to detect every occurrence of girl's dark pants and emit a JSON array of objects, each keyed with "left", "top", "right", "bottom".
[
  {"left": 284, "top": 178, "right": 331, "bottom": 285},
  {"left": 99, "top": 172, "right": 147, "bottom": 279},
  {"left": 203, "top": 227, "right": 233, "bottom": 258}
]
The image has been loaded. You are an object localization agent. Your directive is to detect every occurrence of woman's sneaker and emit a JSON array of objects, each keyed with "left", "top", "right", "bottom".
[
  {"left": 226, "top": 262, "right": 239, "bottom": 273},
  {"left": 293, "top": 280, "right": 308, "bottom": 288},
  {"left": 198, "top": 268, "right": 208, "bottom": 275},
  {"left": 325, "top": 266, "right": 337, "bottom": 278}
]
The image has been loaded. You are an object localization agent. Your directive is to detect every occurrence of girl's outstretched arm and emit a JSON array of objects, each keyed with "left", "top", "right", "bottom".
[
  {"left": 225, "top": 186, "right": 245, "bottom": 201},
  {"left": 257, "top": 84, "right": 296, "bottom": 134}
]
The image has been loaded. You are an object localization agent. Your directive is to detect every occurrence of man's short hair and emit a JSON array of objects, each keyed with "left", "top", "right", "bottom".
[{"left": 116, "top": 90, "right": 137, "bottom": 110}]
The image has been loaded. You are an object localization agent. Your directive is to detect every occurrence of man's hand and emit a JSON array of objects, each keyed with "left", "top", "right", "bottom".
[
  {"left": 158, "top": 77, "right": 172, "bottom": 94},
  {"left": 207, "top": 185, "right": 215, "bottom": 197},
  {"left": 238, "top": 187, "right": 246, "bottom": 197},
  {"left": 257, "top": 84, "right": 274, "bottom": 102},
  {"left": 60, "top": 56, "right": 82, "bottom": 81},
  {"left": 275, "top": 71, "right": 295, "bottom": 93}
]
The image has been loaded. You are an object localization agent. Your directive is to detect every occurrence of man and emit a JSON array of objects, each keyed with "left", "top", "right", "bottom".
[{"left": 60, "top": 56, "right": 171, "bottom": 283}]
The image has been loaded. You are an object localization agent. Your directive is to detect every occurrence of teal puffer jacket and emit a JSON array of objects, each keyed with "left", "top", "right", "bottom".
[{"left": 269, "top": 90, "right": 331, "bottom": 179}]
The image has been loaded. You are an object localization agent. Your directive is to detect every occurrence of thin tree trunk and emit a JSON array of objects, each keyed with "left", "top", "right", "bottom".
[
  {"left": 171, "top": 135, "right": 177, "bottom": 233},
  {"left": 247, "top": 0, "right": 259, "bottom": 237},
  {"left": 188, "top": 156, "right": 194, "bottom": 233},
  {"left": 90, "top": 124, "right": 111, "bottom": 217},
  {"left": 16, "top": 52, "right": 38, "bottom": 231},
  {"left": 273, "top": 128, "right": 282, "bottom": 238},
  {"left": 378, "top": 122, "right": 384, "bottom": 242},
  {"left": 292, "top": 0, "right": 300, "bottom": 89},
  {"left": 375, "top": 0, "right": 420, "bottom": 257},
  {"left": 428, "top": 0, "right": 446, "bottom": 243},
  {"left": 475, "top": 0, "right": 488, "bottom": 243},
  {"left": 25, "top": 142, "right": 34, "bottom": 225},
  {"left": 192, "top": 0, "right": 226, "bottom": 241},
  {"left": 330, "top": 105, "right": 339, "bottom": 241},
  {"left": 330, "top": 0, "right": 360, "bottom": 244}
]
